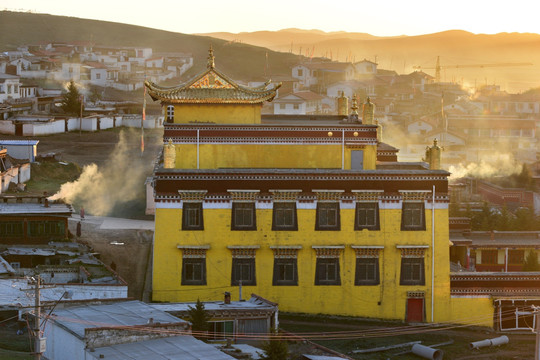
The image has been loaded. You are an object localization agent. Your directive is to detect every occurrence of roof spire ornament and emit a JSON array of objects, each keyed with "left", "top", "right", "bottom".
[{"left": 207, "top": 45, "right": 215, "bottom": 69}]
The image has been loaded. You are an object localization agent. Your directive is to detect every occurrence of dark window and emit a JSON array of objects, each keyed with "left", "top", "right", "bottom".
[
  {"left": 28, "top": 221, "right": 64, "bottom": 237},
  {"left": 272, "top": 203, "right": 298, "bottom": 231},
  {"left": 231, "top": 202, "right": 256, "bottom": 230},
  {"left": 482, "top": 249, "right": 498, "bottom": 264},
  {"left": 182, "top": 202, "right": 203, "bottom": 230},
  {"left": 400, "top": 258, "right": 425, "bottom": 285},
  {"left": 315, "top": 202, "right": 340, "bottom": 231},
  {"left": 231, "top": 258, "right": 256, "bottom": 285},
  {"left": 181, "top": 258, "right": 206, "bottom": 285},
  {"left": 401, "top": 202, "right": 425, "bottom": 231},
  {"left": 273, "top": 258, "right": 298, "bottom": 286},
  {"left": 315, "top": 258, "right": 341, "bottom": 285},
  {"left": 0, "top": 221, "right": 24, "bottom": 237},
  {"left": 210, "top": 321, "right": 234, "bottom": 340},
  {"left": 508, "top": 250, "right": 524, "bottom": 264},
  {"left": 355, "top": 258, "right": 380, "bottom": 285},
  {"left": 355, "top": 202, "right": 380, "bottom": 230}
]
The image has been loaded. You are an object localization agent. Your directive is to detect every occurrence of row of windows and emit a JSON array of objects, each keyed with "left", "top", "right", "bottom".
[
  {"left": 182, "top": 202, "right": 425, "bottom": 231},
  {"left": 0, "top": 221, "right": 64, "bottom": 237},
  {"left": 181, "top": 257, "right": 425, "bottom": 287}
]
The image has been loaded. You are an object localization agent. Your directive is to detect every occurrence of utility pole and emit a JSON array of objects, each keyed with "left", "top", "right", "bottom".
[
  {"left": 34, "top": 276, "right": 42, "bottom": 360},
  {"left": 21, "top": 276, "right": 53, "bottom": 360}
]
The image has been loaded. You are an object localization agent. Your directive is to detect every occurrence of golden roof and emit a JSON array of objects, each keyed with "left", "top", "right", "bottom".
[{"left": 145, "top": 47, "right": 281, "bottom": 104}]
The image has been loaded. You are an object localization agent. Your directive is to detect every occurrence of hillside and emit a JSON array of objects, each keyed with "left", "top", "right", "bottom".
[
  {"left": 0, "top": 11, "right": 302, "bottom": 81},
  {"left": 201, "top": 29, "right": 540, "bottom": 92}
]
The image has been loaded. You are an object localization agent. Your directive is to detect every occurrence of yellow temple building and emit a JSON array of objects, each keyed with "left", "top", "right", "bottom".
[{"left": 146, "top": 48, "right": 493, "bottom": 327}]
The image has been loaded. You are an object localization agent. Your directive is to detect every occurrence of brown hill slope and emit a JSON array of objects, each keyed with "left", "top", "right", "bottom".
[{"left": 0, "top": 11, "right": 301, "bottom": 81}]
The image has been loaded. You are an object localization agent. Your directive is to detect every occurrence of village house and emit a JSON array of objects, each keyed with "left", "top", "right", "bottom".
[
  {"left": 354, "top": 59, "right": 378, "bottom": 76},
  {"left": 273, "top": 91, "right": 324, "bottom": 115},
  {"left": 42, "top": 301, "right": 234, "bottom": 360},
  {"left": 292, "top": 61, "right": 356, "bottom": 91},
  {"left": 152, "top": 293, "right": 278, "bottom": 342}
]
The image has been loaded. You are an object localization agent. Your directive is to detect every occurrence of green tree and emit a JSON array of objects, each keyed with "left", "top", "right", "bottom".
[
  {"left": 61, "top": 80, "right": 83, "bottom": 115},
  {"left": 187, "top": 298, "right": 211, "bottom": 340},
  {"left": 260, "top": 331, "right": 289, "bottom": 360},
  {"left": 523, "top": 251, "right": 540, "bottom": 271}
]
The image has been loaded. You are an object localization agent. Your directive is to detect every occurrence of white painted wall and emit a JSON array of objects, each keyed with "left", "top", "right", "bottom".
[
  {"left": 99, "top": 117, "right": 114, "bottom": 130},
  {"left": 81, "top": 117, "right": 97, "bottom": 131},
  {"left": 18, "top": 163, "right": 30, "bottom": 183},
  {"left": 23, "top": 120, "right": 65, "bottom": 136},
  {"left": 273, "top": 102, "right": 306, "bottom": 115},
  {"left": 0, "top": 144, "right": 37, "bottom": 161},
  {"left": 0, "top": 121, "right": 16, "bottom": 135},
  {"left": 43, "top": 321, "right": 86, "bottom": 360},
  {"left": 407, "top": 121, "right": 433, "bottom": 135}
]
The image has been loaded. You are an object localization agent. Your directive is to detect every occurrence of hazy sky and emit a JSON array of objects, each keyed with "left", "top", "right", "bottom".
[{"left": 2, "top": 0, "right": 540, "bottom": 36}]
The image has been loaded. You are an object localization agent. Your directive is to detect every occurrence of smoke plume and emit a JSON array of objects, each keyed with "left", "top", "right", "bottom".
[
  {"left": 449, "top": 152, "right": 522, "bottom": 180},
  {"left": 49, "top": 130, "right": 151, "bottom": 216}
]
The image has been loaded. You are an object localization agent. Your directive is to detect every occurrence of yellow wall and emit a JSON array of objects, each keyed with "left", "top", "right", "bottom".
[
  {"left": 152, "top": 205, "right": 467, "bottom": 322},
  {"left": 174, "top": 144, "right": 377, "bottom": 170},
  {"left": 446, "top": 297, "right": 494, "bottom": 328},
  {"left": 173, "top": 104, "right": 261, "bottom": 124}
]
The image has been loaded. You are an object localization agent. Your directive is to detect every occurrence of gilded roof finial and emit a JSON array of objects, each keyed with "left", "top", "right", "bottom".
[
  {"left": 350, "top": 94, "right": 359, "bottom": 116},
  {"left": 207, "top": 45, "right": 215, "bottom": 69}
]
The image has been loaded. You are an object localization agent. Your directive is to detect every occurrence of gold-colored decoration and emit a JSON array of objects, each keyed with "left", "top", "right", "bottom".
[
  {"left": 352, "top": 190, "right": 383, "bottom": 201},
  {"left": 182, "top": 248, "right": 207, "bottom": 258},
  {"left": 178, "top": 190, "right": 207, "bottom": 202},
  {"left": 207, "top": 45, "right": 215, "bottom": 69},
  {"left": 363, "top": 97, "right": 375, "bottom": 125},
  {"left": 270, "top": 190, "right": 301, "bottom": 202},
  {"left": 328, "top": 131, "right": 333, "bottom": 136},
  {"left": 337, "top": 91, "right": 348, "bottom": 116},
  {"left": 350, "top": 94, "right": 359, "bottom": 116},
  {"left": 272, "top": 248, "right": 299, "bottom": 259},
  {"left": 353, "top": 131, "right": 359, "bottom": 137},
  {"left": 399, "top": 248, "right": 427, "bottom": 258},
  {"left": 230, "top": 248, "right": 258, "bottom": 258},
  {"left": 313, "top": 190, "right": 343, "bottom": 202},
  {"left": 313, "top": 247, "right": 343, "bottom": 258},
  {"left": 228, "top": 190, "right": 260, "bottom": 201},
  {"left": 353, "top": 248, "right": 382, "bottom": 258},
  {"left": 163, "top": 138, "right": 176, "bottom": 169},
  {"left": 399, "top": 191, "right": 430, "bottom": 201}
]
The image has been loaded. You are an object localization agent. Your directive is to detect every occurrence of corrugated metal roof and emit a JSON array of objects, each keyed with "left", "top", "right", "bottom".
[
  {"left": 0, "top": 255, "right": 15, "bottom": 275},
  {"left": 0, "top": 140, "right": 39, "bottom": 145},
  {"left": 87, "top": 335, "right": 235, "bottom": 360},
  {"left": 0, "top": 203, "right": 72, "bottom": 215},
  {"left": 50, "top": 301, "right": 186, "bottom": 338},
  {"left": 151, "top": 295, "right": 277, "bottom": 312}
]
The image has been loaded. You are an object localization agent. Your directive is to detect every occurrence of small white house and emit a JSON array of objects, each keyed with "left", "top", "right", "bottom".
[
  {"left": 273, "top": 91, "right": 324, "bottom": 115},
  {"left": 407, "top": 119, "right": 435, "bottom": 136},
  {"left": 0, "top": 139, "right": 39, "bottom": 162},
  {"left": 0, "top": 74, "right": 21, "bottom": 102},
  {"left": 354, "top": 59, "right": 378, "bottom": 75}
]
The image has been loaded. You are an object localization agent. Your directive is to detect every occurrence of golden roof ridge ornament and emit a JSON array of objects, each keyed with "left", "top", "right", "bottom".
[{"left": 207, "top": 45, "right": 215, "bottom": 69}]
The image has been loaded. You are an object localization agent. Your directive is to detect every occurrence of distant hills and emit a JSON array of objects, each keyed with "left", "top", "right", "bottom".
[
  {"left": 2, "top": 11, "right": 540, "bottom": 92},
  {"left": 0, "top": 11, "right": 301, "bottom": 82},
  {"left": 202, "top": 29, "right": 540, "bottom": 92}
]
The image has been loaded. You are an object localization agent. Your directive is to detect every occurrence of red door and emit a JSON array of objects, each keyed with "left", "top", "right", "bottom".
[{"left": 407, "top": 298, "right": 424, "bottom": 322}]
